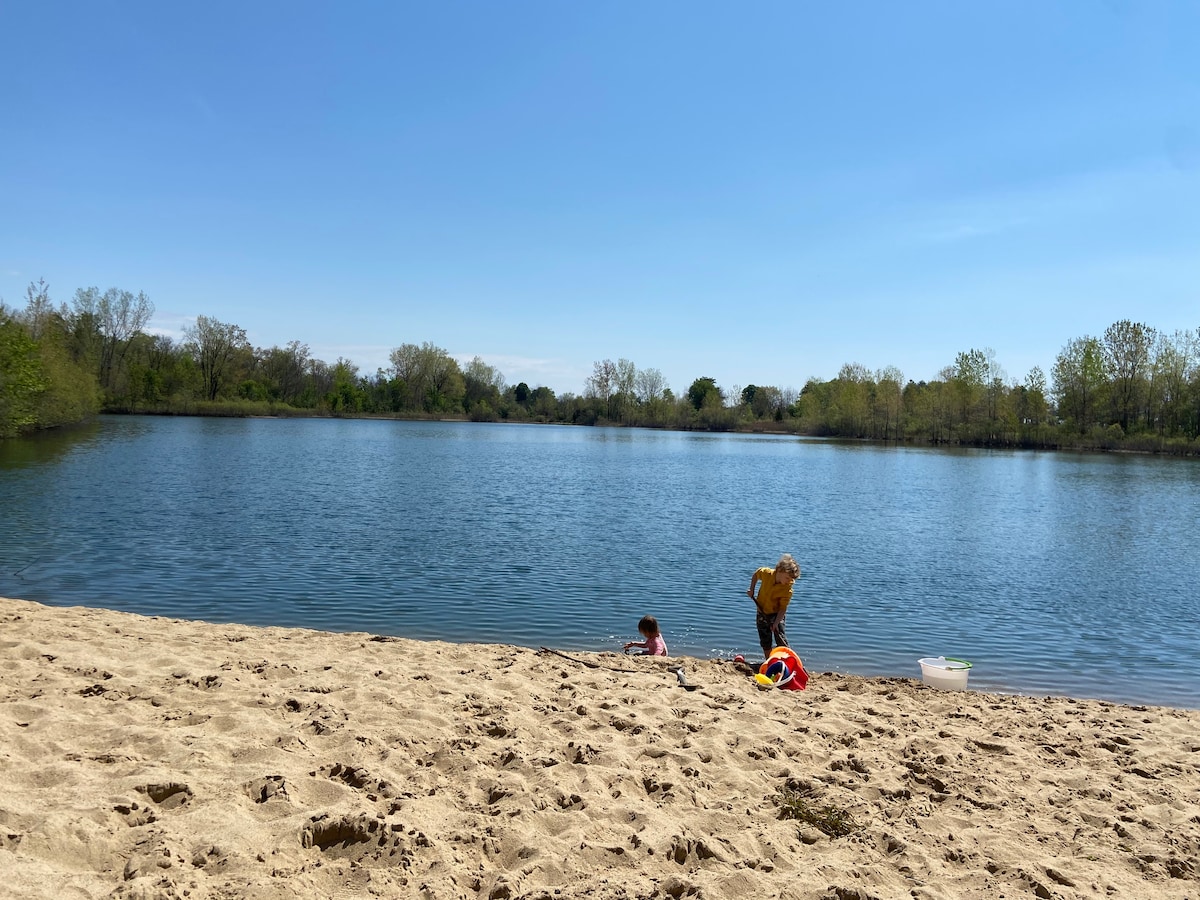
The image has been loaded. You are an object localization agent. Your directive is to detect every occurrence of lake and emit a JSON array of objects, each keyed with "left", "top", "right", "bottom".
[{"left": 2, "top": 415, "right": 1197, "bottom": 709}]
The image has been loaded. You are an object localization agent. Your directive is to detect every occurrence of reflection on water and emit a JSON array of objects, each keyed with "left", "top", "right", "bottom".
[
  {"left": 1, "top": 415, "right": 1197, "bottom": 709},
  {"left": 0, "top": 419, "right": 108, "bottom": 468}
]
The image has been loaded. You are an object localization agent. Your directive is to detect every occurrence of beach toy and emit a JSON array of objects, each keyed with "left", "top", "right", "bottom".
[
  {"left": 918, "top": 656, "right": 972, "bottom": 690},
  {"left": 756, "top": 647, "right": 808, "bottom": 691},
  {"left": 673, "top": 667, "right": 697, "bottom": 691}
]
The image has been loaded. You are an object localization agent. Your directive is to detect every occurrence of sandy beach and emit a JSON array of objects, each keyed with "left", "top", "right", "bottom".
[{"left": 1, "top": 596, "right": 1197, "bottom": 900}]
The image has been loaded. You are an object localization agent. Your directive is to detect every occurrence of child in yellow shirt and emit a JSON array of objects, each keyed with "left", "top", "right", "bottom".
[{"left": 746, "top": 553, "right": 801, "bottom": 660}]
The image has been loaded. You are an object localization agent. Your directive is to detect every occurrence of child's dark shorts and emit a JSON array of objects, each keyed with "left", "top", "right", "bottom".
[{"left": 755, "top": 610, "right": 788, "bottom": 655}]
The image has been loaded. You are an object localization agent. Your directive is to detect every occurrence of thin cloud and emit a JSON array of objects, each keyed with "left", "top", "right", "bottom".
[
  {"left": 454, "top": 353, "right": 585, "bottom": 391},
  {"left": 908, "top": 156, "right": 1179, "bottom": 248},
  {"left": 307, "top": 345, "right": 392, "bottom": 372},
  {"left": 914, "top": 218, "right": 1031, "bottom": 244}
]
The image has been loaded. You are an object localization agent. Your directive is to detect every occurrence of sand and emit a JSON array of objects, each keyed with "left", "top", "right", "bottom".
[{"left": 1, "top": 596, "right": 1197, "bottom": 900}]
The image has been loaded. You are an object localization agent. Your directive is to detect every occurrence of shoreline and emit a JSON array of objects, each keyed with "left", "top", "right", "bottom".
[
  {"left": 9, "top": 596, "right": 1195, "bottom": 712},
  {"left": 2, "top": 595, "right": 1198, "bottom": 899},
  {"left": 20, "top": 408, "right": 1198, "bottom": 459}
]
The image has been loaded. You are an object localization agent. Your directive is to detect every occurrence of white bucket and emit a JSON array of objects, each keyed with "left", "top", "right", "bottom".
[{"left": 918, "top": 656, "right": 972, "bottom": 690}]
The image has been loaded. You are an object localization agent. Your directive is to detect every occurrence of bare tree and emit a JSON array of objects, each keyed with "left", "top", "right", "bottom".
[
  {"left": 72, "top": 287, "right": 154, "bottom": 391},
  {"left": 585, "top": 359, "right": 617, "bottom": 401},
  {"left": 464, "top": 356, "right": 506, "bottom": 394},
  {"left": 22, "top": 279, "right": 55, "bottom": 341},
  {"left": 635, "top": 367, "right": 667, "bottom": 403},
  {"left": 263, "top": 340, "right": 311, "bottom": 404}
]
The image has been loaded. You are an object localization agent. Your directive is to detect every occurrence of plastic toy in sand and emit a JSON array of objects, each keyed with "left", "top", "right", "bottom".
[{"left": 754, "top": 646, "right": 808, "bottom": 691}]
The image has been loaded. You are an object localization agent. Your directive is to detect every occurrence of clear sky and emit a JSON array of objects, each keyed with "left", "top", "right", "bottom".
[{"left": 3, "top": 1, "right": 1197, "bottom": 398}]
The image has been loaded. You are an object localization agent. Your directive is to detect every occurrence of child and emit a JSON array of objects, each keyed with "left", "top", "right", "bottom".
[
  {"left": 746, "top": 553, "right": 801, "bottom": 660},
  {"left": 623, "top": 615, "right": 668, "bottom": 656}
]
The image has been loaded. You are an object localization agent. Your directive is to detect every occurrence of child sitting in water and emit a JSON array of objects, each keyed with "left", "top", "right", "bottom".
[{"left": 623, "top": 615, "right": 668, "bottom": 656}]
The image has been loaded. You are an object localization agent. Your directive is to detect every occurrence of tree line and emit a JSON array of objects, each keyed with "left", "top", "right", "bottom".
[{"left": 2, "top": 280, "right": 1198, "bottom": 454}]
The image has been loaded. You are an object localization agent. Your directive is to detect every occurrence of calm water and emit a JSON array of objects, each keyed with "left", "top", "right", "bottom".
[{"left": 2, "top": 416, "right": 1197, "bottom": 709}]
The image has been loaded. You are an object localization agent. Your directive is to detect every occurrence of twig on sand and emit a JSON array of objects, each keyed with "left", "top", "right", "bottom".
[{"left": 537, "top": 646, "right": 664, "bottom": 676}]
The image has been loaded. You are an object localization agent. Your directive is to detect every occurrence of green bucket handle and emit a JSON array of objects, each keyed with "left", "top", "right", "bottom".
[{"left": 942, "top": 657, "right": 973, "bottom": 670}]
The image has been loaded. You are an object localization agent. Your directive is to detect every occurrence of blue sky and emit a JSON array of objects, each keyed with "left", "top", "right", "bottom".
[{"left": 3, "top": 1, "right": 1197, "bottom": 398}]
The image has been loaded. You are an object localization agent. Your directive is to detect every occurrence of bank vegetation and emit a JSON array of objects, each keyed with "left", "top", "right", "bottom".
[{"left": 3, "top": 280, "right": 1198, "bottom": 455}]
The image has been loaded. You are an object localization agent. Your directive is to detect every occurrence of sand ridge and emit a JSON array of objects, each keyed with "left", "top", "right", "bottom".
[{"left": 1, "top": 596, "right": 1197, "bottom": 900}]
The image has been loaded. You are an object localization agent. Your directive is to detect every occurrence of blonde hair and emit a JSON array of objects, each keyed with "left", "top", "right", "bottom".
[{"left": 776, "top": 553, "right": 801, "bottom": 578}]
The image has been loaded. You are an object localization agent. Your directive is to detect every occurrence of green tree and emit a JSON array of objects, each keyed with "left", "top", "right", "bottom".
[
  {"left": 327, "top": 358, "right": 364, "bottom": 412},
  {"left": 741, "top": 384, "right": 783, "bottom": 420},
  {"left": 982, "top": 348, "right": 1008, "bottom": 438},
  {"left": 305, "top": 358, "right": 333, "bottom": 406},
  {"left": 686, "top": 376, "right": 722, "bottom": 411},
  {"left": 903, "top": 378, "right": 952, "bottom": 443},
  {"left": 874, "top": 366, "right": 904, "bottom": 440},
  {"left": 387, "top": 342, "right": 464, "bottom": 413},
  {"left": 463, "top": 356, "right": 506, "bottom": 414},
  {"left": 0, "top": 302, "right": 99, "bottom": 436},
  {"left": 530, "top": 385, "right": 556, "bottom": 419},
  {"left": 794, "top": 377, "right": 829, "bottom": 433},
  {"left": 388, "top": 343, "right": 422, "bottom": 409},
  {"left": 185, "top": 315, "right": 250, "bottom": 401},
  {"left": 136, "top": 334, "right": 193, "bottom": 405},
  {"left": 0, "top": 309, "right": 44, "bottom": 436},
  {"left": 1148, "top": 329, "right": 1197, "bottom": 439},
  {"left": 949, "top": 349, "right": 988, "bottom": 433},
  {"left": 1013, "top": 366, "right": 1049, "bottom": 444},
  {"left": 1052, "top": 336, "right": 1107, "bottom": 433},
  {"left": 63, "top": 301, "right": 103, "bottom": 377},
  {"left": 34, "top": 325, "right": 103, "bottom": 426},
  {"left": 829, "top": 363, "right": 872, "bottom": 437},
  {"left": 1103, "top": 319, "right": 1155, "bottom": 433}
]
